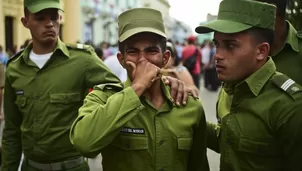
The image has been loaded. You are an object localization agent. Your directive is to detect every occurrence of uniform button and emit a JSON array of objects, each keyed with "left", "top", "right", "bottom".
[
  {"left": 126, "top": 143, "right": 131, "bottom": 149},
  {"left": 159, "top": 168, "right": 164, "bottom": 171},
  {"left": 159, "top": 140, "right": 164, "bottom": 146},
  {"left": 35, "top": 96, "right": 40, "bottom": 100}
]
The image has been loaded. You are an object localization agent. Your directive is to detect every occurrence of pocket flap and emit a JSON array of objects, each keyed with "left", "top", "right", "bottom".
[
  {"left": 178, "top": 137, "right": 193, "bottom": 150},
  {"left": 50, "top": 93, "right": 81, "bottom": 103},
  {"left": 238, "top": 136, "right": 279, "bottom": 155},
  {"left": 112, "top": 135, "right": 148, "bottom": 151}
]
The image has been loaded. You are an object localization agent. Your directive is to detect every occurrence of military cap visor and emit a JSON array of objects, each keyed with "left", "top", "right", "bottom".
[
  {"left": 195, "top": 20, "right": 253, "bottom": 34},
  {"left": 119, "top": 27, "right": 166, "bottom": 42},
  {"left": 24, "top": 0, "right": 63, "bottom": 13},
  {"left": 195, "top": 0, "right": 276, "bottom": 34}
]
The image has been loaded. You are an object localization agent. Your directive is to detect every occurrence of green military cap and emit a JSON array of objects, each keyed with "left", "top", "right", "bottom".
[
  {"left": 24, "top": 0, "right": 63, "bottom": 13},
  {"left": 118, "top": 8, "right": 166, "bottom": 42},
  {"left": 195, "top": 0, "right": 276, "bottom": 34}
]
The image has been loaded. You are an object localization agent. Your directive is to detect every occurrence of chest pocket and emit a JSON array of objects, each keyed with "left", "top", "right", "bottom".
[
  {"left": 50, "top": 93, "right": 81, "bottom": 104},
  {"left": 112, "top": 135, "right": 148, "bottom": 151}
]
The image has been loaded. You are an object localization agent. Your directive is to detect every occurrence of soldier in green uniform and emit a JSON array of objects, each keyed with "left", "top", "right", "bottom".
[
  {"left": 2, "top": 0, "right": 120, "bottom": 170},
  {"left": 254, "top": 0, "right": 302, "bottom": 84},
  {"left": 70, "top": 8, "right": 209, "bottom": 171},
  {"left": 195, "top": 0, "right": 302, "bottom": 170},
  {"left": 2, "top": 1, "right": 198, "bottom": 170}
]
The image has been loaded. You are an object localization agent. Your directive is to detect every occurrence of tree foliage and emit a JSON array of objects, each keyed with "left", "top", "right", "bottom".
[{"left": 287, "top": 0, "right": 302, "bottom": 30}]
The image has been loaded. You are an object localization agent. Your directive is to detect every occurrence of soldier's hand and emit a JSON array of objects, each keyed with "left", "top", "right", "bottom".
[
  {"left": 162, "top": 76, "right": 199, "bottom": 106},
  {"left": 127, "top": 59, "right": 161, "bottom": 96}
]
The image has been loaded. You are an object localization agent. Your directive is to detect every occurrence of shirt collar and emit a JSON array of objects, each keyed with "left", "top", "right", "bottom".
[
  {"left": 274, "top": 21, "right": 300, "bottom": 55},
  {"left": 21, "top": 38, "right": 70, "bottom": 61},
  {"left": 223, "top": 58, "right": 276, "bottom": 96}
]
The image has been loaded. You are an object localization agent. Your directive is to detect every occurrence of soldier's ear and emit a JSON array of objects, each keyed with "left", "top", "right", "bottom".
[
  {"left": 117, "top": 52, "right": 126, "bottom": 68},
  {"left": 256, "top": 42, "right": 270, "bottom": 61},
  {"left": 162, "top": 50, "right": 171, "bottom": 68},
  {"left": 21, "top": 17, "right": 29, "bottom": 29}
]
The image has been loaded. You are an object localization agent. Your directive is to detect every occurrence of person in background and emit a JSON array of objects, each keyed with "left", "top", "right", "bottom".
[
  {"left": 182, "top": 36, "right": 202, "bottom": 89},
  {"left": 162, "top": 41, "right": 197, "bottom": 91},
  {"left": 0, "top": 45, "right": 9, "bottom": 66},
  {"left": 103, "top": 52, "right": 128, "bottom": 82}
]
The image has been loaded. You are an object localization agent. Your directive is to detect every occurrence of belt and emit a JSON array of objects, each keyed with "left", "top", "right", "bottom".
[{"left": 25, "top": 156, "right": 85, "bottom": 170}]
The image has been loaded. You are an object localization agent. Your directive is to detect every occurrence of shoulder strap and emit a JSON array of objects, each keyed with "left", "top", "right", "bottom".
[
  {"left": 271, "top": 72, "right": 302, "bottom": 99},
  {"left": 66, "top": 43, "right": 95, "bottom": 54},
  {"left": 6, "top": 49, "right": 24, "bottom": 66}
]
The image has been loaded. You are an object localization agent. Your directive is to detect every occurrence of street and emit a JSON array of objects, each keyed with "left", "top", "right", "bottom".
[{"left": 199, "top": 78, "right": 220, "bottom": 171}]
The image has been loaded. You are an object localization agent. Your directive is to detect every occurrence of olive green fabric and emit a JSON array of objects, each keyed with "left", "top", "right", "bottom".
[
  {"left": 118, "top": 8, "right": 166, "bottom": 42},
  {"left": 70, "top": 80, "right": 209, "bottom": 171},
  {"left": 195, "top": 0, "right": 276, "bottom": 33},
  {"left": 24, "top": 0, "right": 63, "bottom": 13},
  {"left": 207, "top": 58, "right": 302, "bottom": 170},
  {"left": 2, "top": 39, "right": 121, "bottom": 170},
  {"left": 272, "top": 21, "right": 302, "bottom": 85}
]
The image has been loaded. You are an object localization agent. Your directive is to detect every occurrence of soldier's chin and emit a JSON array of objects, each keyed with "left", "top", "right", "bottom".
[{"left": 41, "top": 37, "right": 57, "bottom": 44}]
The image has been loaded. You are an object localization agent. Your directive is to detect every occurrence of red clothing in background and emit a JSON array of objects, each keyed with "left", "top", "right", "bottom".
[{"left": 182, "top": 45, "right": 202, "bottom": 75}]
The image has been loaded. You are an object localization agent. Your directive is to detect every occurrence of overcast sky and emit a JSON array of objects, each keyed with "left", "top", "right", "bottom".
[{"left": 168, "top": 0, "right": 221, "bottom": 32}]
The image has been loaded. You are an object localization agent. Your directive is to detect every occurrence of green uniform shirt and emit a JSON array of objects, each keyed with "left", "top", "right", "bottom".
[
  {"left": 70, "top": 80, "right": 209, "bottom": 171},
  {"left": 272, "top": 21, "right": 302, "bottom": 84},
  {"left": 2, "top": 39, "right": 120, "bottom": 169},
  {"left": 208, "top": 58, "right": 302, "bottom": 171}
]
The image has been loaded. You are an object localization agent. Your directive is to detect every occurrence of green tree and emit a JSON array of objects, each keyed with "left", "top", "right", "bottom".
[{"left": 287, "top": 0, "right": 302, "bottom": 30}]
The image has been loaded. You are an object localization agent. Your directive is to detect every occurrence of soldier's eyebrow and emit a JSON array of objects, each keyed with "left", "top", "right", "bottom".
[{"left": 222, "top": 39, "right": 238, "bottom": 44}]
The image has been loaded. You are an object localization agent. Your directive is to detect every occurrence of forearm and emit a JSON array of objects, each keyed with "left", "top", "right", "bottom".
[{"left": 70, "top": 87, "right": 143, "bottom": 157}]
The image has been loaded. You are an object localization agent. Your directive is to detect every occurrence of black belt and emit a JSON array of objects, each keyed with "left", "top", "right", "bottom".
[{"left": 25, "top": 156, "right": 85, "bottom": 170}]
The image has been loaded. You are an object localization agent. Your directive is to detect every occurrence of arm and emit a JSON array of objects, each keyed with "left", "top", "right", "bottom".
[
  {"left": 2, "top": 75, "right": 22, "bottom": 170},
  {"left": 70, "top": 86, "right": 144, "bottom": 158},
  {"left": 177, "top": 68, "right": 197, "bottom": 88},
  {"left": 188, "top": 105, "right": 209, "bottom": 171},
  {"left": 278, "top": 102, "right": 302, "bottom": 170}
]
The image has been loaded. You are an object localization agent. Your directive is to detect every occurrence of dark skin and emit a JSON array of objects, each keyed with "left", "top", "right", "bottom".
[
  {"left": 213, "top": 31, "right": 270, "bottom": 83},
  {"left": 118, "top": 33, "right": 199, "bottom": 106},
  {"left": 21, "top": 8, "right": 61, "bottom": 54}
]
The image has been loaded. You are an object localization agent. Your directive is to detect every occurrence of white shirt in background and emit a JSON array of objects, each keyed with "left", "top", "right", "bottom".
[
  {"left": 104, "top": 55, "right": 127, "bottom": 82},
  {"left": 201, "top": 46, "right": 211, "bottom": 65}
]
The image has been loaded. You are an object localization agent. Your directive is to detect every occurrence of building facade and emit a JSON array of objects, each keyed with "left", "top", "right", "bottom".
[
  {"left": 0, "top": 0, "right": 83, "bottom": 52},
  {"left": 197, "top": 13, "right": 217, "bottom": 45},
  {"left": 80, "top": 0, "right": 140, "bottom": 46}
]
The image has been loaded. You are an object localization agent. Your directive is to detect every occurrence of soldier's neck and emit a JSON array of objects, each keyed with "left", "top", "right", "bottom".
[
  {"left": 32, "top": 39, "right": 57, "bottom": 55},
  {"left": 143, "top": 80, "right": 165, "bottom": 109},
  {"left": 271, "top": 17, "right": 288, "bottom": 55}
]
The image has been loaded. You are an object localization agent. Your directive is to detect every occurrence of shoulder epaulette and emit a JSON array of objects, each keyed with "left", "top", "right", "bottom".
[
  {"left": 94, "top": 83, "right": 124, "bottom": 91},
  {"left": 271, "top": 72, "right": 302, "bottom": 99},
  {"left": 297, "top": 31, "right": 302, "bottom": 39},
  {"left": 66, "top": 43, "right": 95, "bottom": 54},
  {"left": 7, "top": 49, "right": 24, "bottom": 66}
]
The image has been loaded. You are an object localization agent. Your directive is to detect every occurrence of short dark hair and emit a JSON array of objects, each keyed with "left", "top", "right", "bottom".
[
  {"left": 246, "top": 27, "right": 274, "bottom": 47},
  {"left": 118, "top": 34, "right": 167, "bottom": 54},
  {"left": 24, "top": 7, "right": 30, "bottom": 17},
  {"left": 255, "top": 0, "right": 288, "bottom": 17}
]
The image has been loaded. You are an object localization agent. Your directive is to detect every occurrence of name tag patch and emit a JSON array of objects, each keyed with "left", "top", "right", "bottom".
[
  {"left": 16, "top": 90, "right": 24, "bottom": 95},
  {"left": 121, "top": 127, "right": 145, "bottom": 134}
]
